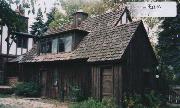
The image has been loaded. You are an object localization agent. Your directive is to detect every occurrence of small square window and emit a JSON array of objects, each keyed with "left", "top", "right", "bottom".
[{"left": 17, "top": 37, "right": 28, "bottom": 48}]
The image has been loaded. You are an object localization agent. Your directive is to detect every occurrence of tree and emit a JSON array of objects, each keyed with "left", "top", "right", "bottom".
[
  {"left": 0, "top": 0, "right": 24, "bottom": 31},
  {"left": 157, "top": 2, "right": 180, "bottom": 83},
  {"left": 48, "top": 8, "right": 70, "bottom": 28},
  {"left": 30, "top": 8, "right": 45, "bottom": 37},
  {"left": 48, "top": 0, "right": 112, "bottom": 28}
]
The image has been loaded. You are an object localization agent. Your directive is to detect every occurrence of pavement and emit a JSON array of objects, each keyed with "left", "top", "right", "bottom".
[{"left": 0, "top": 97, "right": 68, "bottom": 108}]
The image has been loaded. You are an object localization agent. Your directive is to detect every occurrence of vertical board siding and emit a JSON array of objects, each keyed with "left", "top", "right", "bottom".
[
  {"left": 122, "top": 25, "right": 157, "bottom": 94},
  {"left": 91, "top": 66, "right": 101, "bottom": 99},
  {"left": 38, "top": 63, "right": 91, "bottom": 99},
  {"left": 91, "top": 64, "right": 122, "bottom": 102}
]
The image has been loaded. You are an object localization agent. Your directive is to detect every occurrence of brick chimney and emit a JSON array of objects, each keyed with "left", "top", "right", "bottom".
[{"left": 72, "top": 10, "right": 88, "bottom": 27}]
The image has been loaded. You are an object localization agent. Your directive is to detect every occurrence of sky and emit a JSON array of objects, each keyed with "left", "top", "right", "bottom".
[
  {"left": 9, "top": 0, "right": 64, "bottom": 32},
  {"left": 9, "top": 0, "right": 99, "bottom": 32}
]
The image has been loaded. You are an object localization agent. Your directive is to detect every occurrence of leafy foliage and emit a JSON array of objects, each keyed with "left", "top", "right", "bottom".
[
  {"left": 69, "top": 84, "right": 87, "bottom": 102},
  {"left": 124, "top": 91, "right": 161, "bottom": 108},
  {"left": 157, "top": 2, "right": 180, "bottom": 83},
  {"left": 69, "top": 97, "right": 117, "bottom": 108},
  {"left": 14, "top": 82, "right": 41, "bottom": 97},
  {"left": 69, "top": 85, "right": 82, "bottom": 102},
  {"left": 0, "top": 0, "right": 25, "bottom": 32},
  {"left": 48, "top": 8, "right": 70, "bottom": 29}
]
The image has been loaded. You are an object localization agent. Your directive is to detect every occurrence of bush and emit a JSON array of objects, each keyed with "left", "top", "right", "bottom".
[
  {"left": 102, "top": 97, "right": 117, "bottom": 108},
  {"left": 69, "top": 97, "right": 117, "bottom": 108},
  {"left": 124, "top": 91, "right": 161, "bottom": 108},
  {"left": 14, "top": 82, "right": 41, "bottom": 97},
  {"left": 69, "top": 84, "right": 86, "bottom": 102},
  {"left": 0, "top": 88, "right": 14, "bottom": 95}
]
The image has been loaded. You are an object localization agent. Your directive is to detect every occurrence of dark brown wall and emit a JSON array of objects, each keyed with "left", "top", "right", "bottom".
[
  {"left": 122, "top": 23, "right": 157, "bottom": 94},
  {"left": 17, "top": 61, "right": 91, "bottom": 99}
]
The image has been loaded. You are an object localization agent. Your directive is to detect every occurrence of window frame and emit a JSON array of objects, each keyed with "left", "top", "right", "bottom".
[{"left": 17, "top": 37, "right": 28, "bottom": 48}]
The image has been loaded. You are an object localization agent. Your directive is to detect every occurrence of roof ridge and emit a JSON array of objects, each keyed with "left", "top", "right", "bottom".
[{"left": 82, "top": 7, "right": 126, "bottom": 22}]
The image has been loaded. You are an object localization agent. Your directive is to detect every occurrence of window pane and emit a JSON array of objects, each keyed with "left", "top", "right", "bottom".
[
  {"left": 22, "top": 38, "right": 28, "bottom": 48},
  {"left": 41, "top": 42, "right": 46, "bottom": 53},
  {"left": 121, "top": 13, "right": 127, "bottom": 24},
  {"left": 64, "top": 36, "right": 72, "bottom": 52},
  {"left": 17, "top": 37, "right": 28, "bottom": 48},
  {"left": 52, "top": 39, "right": 58, "bottom": 53},
  {"left": 58, "top": 39, "right": 65, "bottom": 52},
  {"left": 17, "top": 37, "right": 22, "bottom": 48},
  {"left": 46, "top": 40, "right": 52, "bottom": 53},
  {"left": 53, "top": 68, "right": 59, "bottom": 86}
]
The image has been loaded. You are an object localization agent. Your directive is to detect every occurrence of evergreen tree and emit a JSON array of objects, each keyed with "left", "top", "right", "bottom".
[
  {"left": 157, "top": 2, "right": 180, "bottom": 83},
  {"left": 44, "top": 8, "right": 56, "bottom": 31},
  {"left": 30, "top": 8, "right": 45, "bottom": 37}
]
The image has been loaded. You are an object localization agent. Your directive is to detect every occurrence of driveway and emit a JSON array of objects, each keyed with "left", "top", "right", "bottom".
[{"left": 0, "top": 97, "right": 68, "bottom": 108}]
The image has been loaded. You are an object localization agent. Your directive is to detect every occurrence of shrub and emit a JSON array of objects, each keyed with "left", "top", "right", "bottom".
[
  {"left": 14, "top": 82, "right": 41, "bottom": 97},
  {"left": 69, "top": 97, "right": 117, "bottom": 108},
  {"left": 123, "top": 91, "right": 161, "bottom": 108},
  {"left": 69, "top": 84, "right": 86, "bottom": 102},
  {"left": 102, "top": 97, "right": 117, "bottom": 108},
  {"left": 0, "top": 88, "right": 14, "bottom": 95}
]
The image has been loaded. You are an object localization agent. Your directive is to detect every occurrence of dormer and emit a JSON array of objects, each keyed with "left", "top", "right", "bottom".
[
  {"left": 116, "top": 7, "right": 132, "bottom": 26},
  {"left": 39, "top": 10, "right": 89, "bottom": 55},
  {"left": 39, "top": 29, "right": 88, "bottom": 55}
]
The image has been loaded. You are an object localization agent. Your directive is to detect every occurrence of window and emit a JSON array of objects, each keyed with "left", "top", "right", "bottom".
[
  {"left": 52, "top": 68, "right": 59, "bottom": 87},
  {"left": 40, "top": 39, "right": 52, "bottom": 54},
  {"left": 40, "top": 42, "right": 46, "bottom": 53},
  {"left": 17, "top": 37, "right": 28, "bottom": 48},
  {"left": 58, "top": 36, "right": 72, "bottom": 52},
  {"left": 52, "top": 39, "right": 58, "bottom": 53},
  {"left": 46, "top": 40, "right": 52, "bottom": 53},
  {"left": 58, "top": 39, "right": 65, "bottom": 52},
  {"left": 121, "top": 13, "right": 127, "bottom": 24},
  {"left": 40, "top": 35, "right": 73, "bottom": 54}
]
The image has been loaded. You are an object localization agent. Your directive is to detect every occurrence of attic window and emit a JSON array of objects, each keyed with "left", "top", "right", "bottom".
[
  {"left": 40, "top": 39, "right": 52, "bottom": 54},
  {"left": 58, "top": 39, "right": 65, "bottom": 52},
  {"left": 40, "top": 41, "right": 46, "bottom": 53},
  {"left": 121, "top": 13, "right": 127, "bottom": 24},
  {"left": 40, "top": 35, "right": 72, "bottom": 54},
  {"left": 46, "top": 40, "right": 52, "bottom": 53}
]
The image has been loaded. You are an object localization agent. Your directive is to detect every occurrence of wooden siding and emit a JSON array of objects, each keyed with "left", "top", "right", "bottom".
[
  {"left": 13, "top": 62, "right": 91, "bottom": 99},
  {"left": 122, "top": 24, "right": 157, "bottom": 94},
  {"left": 91, "top": 64, "right": 122, "bottom": 103}
]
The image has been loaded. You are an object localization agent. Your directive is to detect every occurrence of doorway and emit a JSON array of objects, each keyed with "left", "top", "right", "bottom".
[{"left": 101, "top": 66, "right": 113, "bottom": 98}]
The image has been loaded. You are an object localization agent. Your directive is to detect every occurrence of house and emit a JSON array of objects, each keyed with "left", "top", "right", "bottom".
[
  {"left": 0, "top": 9, "right": 34, "bottom": 84},
  {"left": 9, "top": 7, "right": 158, "bottom": 104}
]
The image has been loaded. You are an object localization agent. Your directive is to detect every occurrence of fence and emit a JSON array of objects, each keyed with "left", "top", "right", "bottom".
[{"left": 169, "top": 85, "right": 180, "bottom": 104}]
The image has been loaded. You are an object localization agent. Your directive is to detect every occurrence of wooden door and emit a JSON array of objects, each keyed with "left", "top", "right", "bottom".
[{"left": 101, "top": 67, "right": 113, "bottom": 98}]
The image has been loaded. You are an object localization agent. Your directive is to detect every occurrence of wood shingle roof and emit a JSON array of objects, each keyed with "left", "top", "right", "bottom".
[{"left": 11, "top": 7, "right": 144, "bottom": 63}]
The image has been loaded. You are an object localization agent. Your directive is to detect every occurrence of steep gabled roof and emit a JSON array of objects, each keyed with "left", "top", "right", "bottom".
[
  {"left": 44, "top": 7, "right": 126, "bottom": 35},
  {"left": 11, "top": 7, "right": 144, "bottom": 63},
  {"left": 73, "top": 21, "right": 141, "bottom": 62}
]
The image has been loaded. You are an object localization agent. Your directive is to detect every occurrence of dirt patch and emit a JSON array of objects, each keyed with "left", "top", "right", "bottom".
[{"left": 0, "top": 97, "right": 68, "bottom": 108}]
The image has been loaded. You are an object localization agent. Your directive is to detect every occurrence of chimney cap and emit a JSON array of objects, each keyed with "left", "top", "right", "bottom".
[{"left": 72, "top": 9, "right": 88, "bottom": 16}]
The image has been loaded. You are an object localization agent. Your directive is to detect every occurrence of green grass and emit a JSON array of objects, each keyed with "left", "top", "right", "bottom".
[
  {"left": 0, "top": 104, "right": 13, "bottom": 108},
  {"left": 0, "top": 94, "right": 10, "bottom": 98}
]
